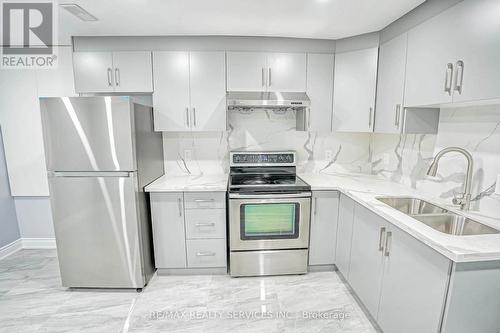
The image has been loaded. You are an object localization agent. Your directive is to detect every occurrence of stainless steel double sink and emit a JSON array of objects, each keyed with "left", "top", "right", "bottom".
[{"left": 376, "top": 197, "right": 500, "bottom": 236}]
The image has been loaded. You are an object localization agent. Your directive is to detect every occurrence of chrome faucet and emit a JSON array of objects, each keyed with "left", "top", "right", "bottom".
[{"left": 426, "top": 147, "right": 474, "bottom": 211}]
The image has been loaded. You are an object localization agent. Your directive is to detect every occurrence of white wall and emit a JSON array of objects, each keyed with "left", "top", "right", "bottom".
[{"left": 0, "top": 128, "right": 20, "bottom": 248}]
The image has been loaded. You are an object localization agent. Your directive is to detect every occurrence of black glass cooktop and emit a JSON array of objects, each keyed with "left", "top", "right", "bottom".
[{"left": 229, "top": 167, "right": 310, "bottom": 193}]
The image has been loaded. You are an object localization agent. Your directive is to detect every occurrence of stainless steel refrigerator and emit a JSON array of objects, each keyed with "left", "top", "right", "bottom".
[{"left": 40, "top": 96, "right": 164, "bottom": 289}]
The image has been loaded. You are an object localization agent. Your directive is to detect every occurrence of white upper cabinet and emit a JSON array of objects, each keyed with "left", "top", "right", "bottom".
[
  {"left": 266, "top": 53, "right": 307, "bottom": 92},
  {"left": 306, "top": 53, "right": 334, "bottom": 132},
  {"left": 226, "top": 52, "right": 306, "bottom": 92},
  {"left": 153, "top": 51, "right": 226, "bottom": 132},
  {"left": 406, "top": 0, "right": 500, "bottom": 106},
  {"left": 111, "top": 52, "right": 153, "bottom": 93},
  {"left": 375, "top": 33, "right": 408, "bottom": 134},
  {"left": 333, "top": 47, "right": 378, "bottom": 132},
  {"left": 453, "top": 0, "right": 500, "bottom": 103},
  {"left": 73, "top": 51, "right": 153, "bottom": 93},
  {"left": 73, "top": 52, "right": 114, "bottom": 93},
  {"left": 405, "top": 5, "right": 458, "bottom": 107},
  {"left": 153, "top": 52, "right": 191, "bottom": 131},
  {"left": 189, "top": 52, "right": 227, "bottom": 131},
  {"left": 227, "top": 52, "right": 267, "bottom": 91}
]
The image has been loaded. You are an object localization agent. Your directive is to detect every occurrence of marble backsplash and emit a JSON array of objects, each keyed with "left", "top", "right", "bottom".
[
  {"left": 371, "top": 105, "right": 500, "bottom": 218},
  {"left": 162, "top": 104, "right": 500, "bottom": 218},
  {"left": 163, "top": 109, "right": 372, "bottom": 175}
]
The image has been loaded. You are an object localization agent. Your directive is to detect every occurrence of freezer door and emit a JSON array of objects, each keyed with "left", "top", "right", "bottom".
[
  {"left": 40, "top": 96, "right": 135, "bottom": 171},
  {"left": 49, "top": 172, "right": 144, "bottom": 288}
]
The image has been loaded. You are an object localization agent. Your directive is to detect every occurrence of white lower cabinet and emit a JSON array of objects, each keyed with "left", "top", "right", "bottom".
[
  {"left": 186, "top": 239, "right": 227, "bottom": 268},
  {"left": 348, "top": 204, "right": 387, "bottom": 317},
  {"left": 308, "top": 191, "right": 339, "bottom": 266},
  {"left": 345, "top": 202, "right": 451, "bottom": 333},
  {"left": 335, "top": 194, "right": 355, "bottom": 278},
  {"left": 150, "top": 191, "right": 227, "bottom": 271},
  {"left": 377, "top": 224, "right": 451, "bottom": 333},
  {"left": 150, "top": 192, "right": 187, "bottom": 268}
]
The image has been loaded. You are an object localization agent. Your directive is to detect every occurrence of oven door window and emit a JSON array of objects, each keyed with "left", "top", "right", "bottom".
[{"left": 240, "top": 203, "right": 300, "bottom": 240}]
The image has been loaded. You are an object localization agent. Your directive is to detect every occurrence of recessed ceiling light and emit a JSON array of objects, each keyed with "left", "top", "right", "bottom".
[{"left": 60, "top": 4, "right": 98, "bottom": 21}]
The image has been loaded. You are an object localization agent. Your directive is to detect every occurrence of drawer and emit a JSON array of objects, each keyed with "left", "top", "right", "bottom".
[
  {"left": 186, "top": 239, "right": 227, "bottom": 268},
  {"left": 184, "top": 192, "right": 226, "bottom": 209},
  {"left": 185, "top": 209, "right": 226, "bottom": 239}
]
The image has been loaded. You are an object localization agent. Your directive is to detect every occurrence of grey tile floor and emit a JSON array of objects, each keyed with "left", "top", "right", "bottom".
[{"left": 0, "top": 250, "right": 378, "bottom": 332}]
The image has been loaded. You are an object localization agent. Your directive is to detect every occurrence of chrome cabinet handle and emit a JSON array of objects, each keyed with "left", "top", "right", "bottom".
[
  {"left": 368, "top": 107, "right": 373, "bottom": 129},
  {"left": 196, "top": 252, "right": 216, "bottom": 257},
  {"left": 268, "top": 68, "right": 272, "bottom": 87},
  {"left": 114, "top": 68, "right": 120, "bottom": 86},
  {"left": 444, "top": 63, "right": 453, "bottom": 95},
  {"left": 314, "top": 197, "right": 318, "bottom": 216},
  {"left": 454, "top": 60, "right": 464, "bottom": 94},
  {"left": 195, "top": 222, "right": 216, "bottom": 227},
  {"left": 194, "top": 199, "right": 214, "bottom": 203},
  {"left": 185, "top": 107, "right": 190, "bottom": 128},
  {"left": 394, "top": 104, "right": 401, "bottom": 127},
  {"left": 384, "top": 231, "right": 392, "bottom": 257},
  {"left": 262, "top": 68, "right": 265, "bottom": 87},
  {"left": 378, "top": 227, "right": 386, "bottom": 251},
  {"left": 177, "top": 198, "right": 182, "bottom": 217},
  {"left": 192, "top": 107, "right": 197, "bottom": 127},
  {"left": 107, "top": 68, "right": 113, "bottom": 86}
]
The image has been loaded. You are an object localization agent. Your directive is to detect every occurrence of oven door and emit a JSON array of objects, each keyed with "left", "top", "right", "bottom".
[{"left": 229, "top": 192, "right": 311, "bottom": 251}]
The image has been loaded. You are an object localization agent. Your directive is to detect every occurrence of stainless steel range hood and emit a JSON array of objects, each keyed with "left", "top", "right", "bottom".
[{"left": 227, "top": 92, "right": 310, "bottom": 108}]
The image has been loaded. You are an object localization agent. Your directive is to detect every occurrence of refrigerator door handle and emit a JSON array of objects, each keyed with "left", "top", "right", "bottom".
[{"left": 50, "top": 171, "right": 133, "bottom": 178}]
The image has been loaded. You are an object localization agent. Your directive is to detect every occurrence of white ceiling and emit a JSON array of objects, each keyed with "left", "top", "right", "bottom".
[{"left": 58, "top": 0, "right": 426, "bottom": 44}]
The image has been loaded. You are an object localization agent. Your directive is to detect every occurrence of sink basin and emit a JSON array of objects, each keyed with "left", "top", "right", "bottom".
[
  {"left": 376, "top": 196, "right": 500, "bottom": 236},
  {"left": 376, "top": 197, "right": 448, "bottom": 215},
  {"left": 412, "top": 214, "right": 500, "bottom": 236}
]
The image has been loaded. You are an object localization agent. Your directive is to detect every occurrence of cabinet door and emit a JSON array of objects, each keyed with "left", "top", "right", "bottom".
[
  {"left": 349, "top": 203, "right": 386, "bottom": 317},
  {"left": 112, "top": 52, "right": 153, "bottom": 93},
  {"left": 309, "top": 191, "right": 339, "bottom": 266},
  {"left": 267, "top": 53, "right": 307, "bottom": 92},
  {"left": 227, "top": 52, "right": 267, "bottom": 91},
  {"left": 375, "top": 33, "right": 407, "bottom": 134},
  {"left": 377, "top": 225, "right": 451, "bottom": 333},
  {"left": 150, "top": 193, "right": 186, "bottom": 268},
  {"left": 453, "top": 0, "right": 500, "bottom": 103},
  {"left": 405, "top": 6, "right": 458, "bottom": 107},
  {"left": 306, "top": 53, "right": 334, "bottom": 132},
  {"left": 152, "top": 52, "right": 191, "bottom": 131},
  {"left": 335, "top": 194, "right": 355, "bottom": 278},
  {"left": 333, "top": 47, "right": 378, "bottom": 132},
  {"left": 189, "top": 52, "right": 227, "bottom": 131},
  {"left": 73, "top": 52, "right": 114, "bottom": 93}
]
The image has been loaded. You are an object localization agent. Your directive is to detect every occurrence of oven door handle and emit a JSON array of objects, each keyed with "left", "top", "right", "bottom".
[{"left": 229, "top": 192, "right": 312, "bottom": 199}]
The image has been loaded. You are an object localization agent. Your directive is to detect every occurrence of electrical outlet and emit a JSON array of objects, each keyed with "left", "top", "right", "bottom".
[
  {"left": 184, "top": 149, "right": 192, "bottom": 161},
  {"left": 325, "top": 150, "right": 333, "bottom": 161}
]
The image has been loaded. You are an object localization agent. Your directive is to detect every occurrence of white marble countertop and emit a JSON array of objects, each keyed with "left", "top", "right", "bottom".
[
  {"left": 299, "top": 172, "right": 500, "bottom": 263},
  {"left": 145, "top": 174, "right": 228, "bottom": 192}
]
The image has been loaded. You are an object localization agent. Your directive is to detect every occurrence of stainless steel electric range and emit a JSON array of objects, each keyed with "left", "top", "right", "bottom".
[{"left": 228, "top": 151, "right": 312, "bottom": 277}]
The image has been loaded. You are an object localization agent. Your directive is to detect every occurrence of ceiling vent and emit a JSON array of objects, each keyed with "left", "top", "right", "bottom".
[{"left": 60, "top": 4, "right": 98, "bottom": 21}]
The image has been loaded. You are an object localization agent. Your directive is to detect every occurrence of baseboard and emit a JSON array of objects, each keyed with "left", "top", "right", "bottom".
[
  {"left": 0, "top": 239, "right": 23, "bottom": 260},
  {"left": 21, "top": 238, "right": 56, "bottom": 249}
]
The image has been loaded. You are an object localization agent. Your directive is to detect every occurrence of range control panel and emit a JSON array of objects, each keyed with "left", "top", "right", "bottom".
[{"left": 230, "top": 152, "right": 295, "bottom": 166}]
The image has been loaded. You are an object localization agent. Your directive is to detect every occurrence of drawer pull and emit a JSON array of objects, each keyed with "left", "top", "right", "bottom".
[
  {"left": 196, "top": 251, "right": 216, "bottom": 257},
  {"left": 195, "top": 222, "right": 216, "bottom": 227},
  {"left": 194, "top": 199, "right": 215, "bottom": 203}
]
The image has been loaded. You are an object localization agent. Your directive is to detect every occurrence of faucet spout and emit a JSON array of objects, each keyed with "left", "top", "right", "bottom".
[{"left": 426, "top": 147, "right": 474, "bottom": 211}]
